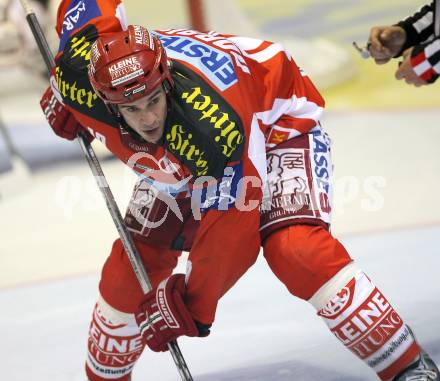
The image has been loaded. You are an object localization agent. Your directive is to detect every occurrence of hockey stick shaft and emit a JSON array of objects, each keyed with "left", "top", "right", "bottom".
[{"left": 19, "top": 1, "right": 193, "bottom": 379}]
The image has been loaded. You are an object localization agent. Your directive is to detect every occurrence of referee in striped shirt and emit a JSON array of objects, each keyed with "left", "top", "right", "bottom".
[{"left": 368, "top": 1, "right": 439, "bottom": 86}]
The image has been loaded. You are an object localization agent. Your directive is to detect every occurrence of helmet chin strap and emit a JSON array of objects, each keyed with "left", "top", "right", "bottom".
[
  {"left": 111, "top": 105, "right": 145, "bottom": 143},
  {"left": 106, "top": 102, "right": 125, "bottom": 128}
]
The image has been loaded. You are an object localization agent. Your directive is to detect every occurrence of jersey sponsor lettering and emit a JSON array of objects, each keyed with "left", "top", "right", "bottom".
[
  {"left": 70, "top": 35, "right": 92, "bottom": 61},
  {"left": 311, "top": 130, "right": 331, "bottom": 194},
  {"left": 317, "top": 272, "right": 416, "bottom": 376},
  {"left": 62, "top": 24, "right": 97, "bottom": 68},
  {"left": 164, "top": 62, "right": 244, "bottom": 180},
  {"left": 88, "top": 305, "right": 143, "bottom": 372},
  {"left": 181, "top": 86, "right": 244, "bottom": 158},
  {"left": 331, "top": 290, "right": 393, "bottom": 345},
  {"left": 55, "top": 67, "right": 98, "bottom": 109},
  {"left": 350, "top": 310, "right": 403, "bottom": 359},
  {"left": 60, "top": 0, "right": 101, "bottom": 50},
  {"left": 166, "top": 124, "right": 209, "bottom": 176},
  {"left": 366, "top": 325, "right": 412, "bottom": 369},
  {"left": 159, "top": 29, "right": 251, "bottom": 76},
  {"left": 327, "top": 288, "right": 409, "bottom": 371},
  {"left": 55, "top": 60, "right": 114, "bottom": 125},
  {"left": 89, "top": 322, "right": 143, "bottom": 355},
  {"left": 310, "top": 129, "right": 332, "bottom": 214},
  {"left": 156, "top": 33, "right": 237, "bottom": 91}
]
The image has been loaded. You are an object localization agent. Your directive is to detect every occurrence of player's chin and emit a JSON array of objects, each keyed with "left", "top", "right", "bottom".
[{"left": 141, "top": 128, "right": 162, "bottom": 143}]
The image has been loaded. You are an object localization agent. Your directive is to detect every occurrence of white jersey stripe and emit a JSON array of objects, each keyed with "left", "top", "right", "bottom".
[
  {"left": 414, "top": 11, "right": 434, "bottom": 33},
  {"left": 256, "top": 96, "right": 323, "bottom": 126},
  {"left": 228, "top": 36, "right": 264, "bottom": 51},
  {"left": 285, "top": 96, "right": 324, "bottom": 121},
  {"left": 245, "top": 43, "right": 292, "bottom": 62},
  {"left": 248, "top": 114, "right": 267, "bottom": 183},
  {"left": 256, "top": 98, "right": 294, "bottom": 125}
]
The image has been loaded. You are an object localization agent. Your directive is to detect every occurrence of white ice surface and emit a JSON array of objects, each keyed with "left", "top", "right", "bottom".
[{"left": 1, "top": 226, "right": 439, "bottom": 381}]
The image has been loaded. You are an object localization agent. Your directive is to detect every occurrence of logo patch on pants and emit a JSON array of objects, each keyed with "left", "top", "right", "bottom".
[{"left": 260, "top": 130, "right": 332, "bottom": 236}]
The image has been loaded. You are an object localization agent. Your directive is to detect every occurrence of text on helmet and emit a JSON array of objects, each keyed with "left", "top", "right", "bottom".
[{"left": 109, "top": 57, "right": 145, "bottom": 87}]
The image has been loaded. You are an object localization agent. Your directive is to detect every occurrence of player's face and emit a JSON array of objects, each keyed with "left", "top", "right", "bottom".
[{"left": 118, "top": 87, "right": 167, "bottom": 144}]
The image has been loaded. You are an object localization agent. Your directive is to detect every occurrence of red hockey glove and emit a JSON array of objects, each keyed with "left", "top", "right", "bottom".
[
  {"left": 135, "top": 274, "right": 207, "bottom": 352},
  {"left": 40, "top": 85, "right": 90, "bottom": 141}
]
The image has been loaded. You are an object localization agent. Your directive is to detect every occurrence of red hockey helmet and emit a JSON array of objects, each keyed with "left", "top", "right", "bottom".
[{"left": 88, "top": 25, "right": 173, "bottom": 104}]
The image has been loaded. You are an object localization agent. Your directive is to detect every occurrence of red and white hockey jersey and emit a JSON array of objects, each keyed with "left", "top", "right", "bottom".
[{"left": 54, "top": 0, "right": 325, "bottom": 204}]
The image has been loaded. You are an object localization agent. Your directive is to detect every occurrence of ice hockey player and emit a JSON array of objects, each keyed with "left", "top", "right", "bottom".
[{"left": 39, "top": 0, "right": 439, "bottom": 380}]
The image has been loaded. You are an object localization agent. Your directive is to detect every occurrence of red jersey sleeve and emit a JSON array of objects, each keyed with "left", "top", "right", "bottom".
[{"left": 55, "top": 0, "right": 126, "bottom": 52}]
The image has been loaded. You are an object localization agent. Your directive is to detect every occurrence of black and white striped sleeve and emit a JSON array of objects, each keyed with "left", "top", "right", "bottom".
[
  {"left": 396, "top": 2, "right": 439, "bottom": 83},
  {"left": 397, "top": 2, "right": 435, "bottom": 49}
]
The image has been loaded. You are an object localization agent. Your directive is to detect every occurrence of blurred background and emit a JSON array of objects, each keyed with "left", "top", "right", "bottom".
[{"left": 0, "top": 1, "right": 439, "bottom": 380}]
